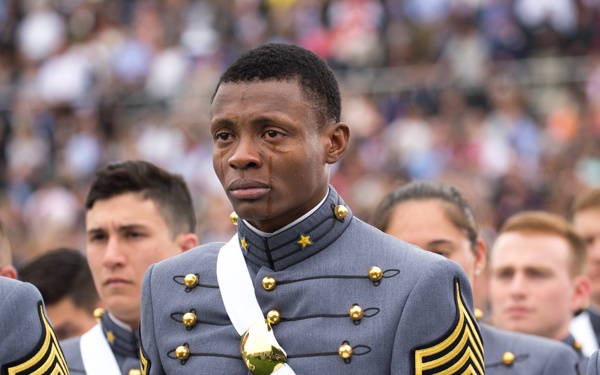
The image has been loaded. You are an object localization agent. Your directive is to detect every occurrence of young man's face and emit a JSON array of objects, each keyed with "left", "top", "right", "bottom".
[
  {"left": 489, "top": 231, "right": 582, "bottom": 340},
  {"left": 86, "top": 193, "right": 185, "bottom": 328},
  {"left": 210, "top": 79, "right": 331, "bottom": 233},
  {"left": 573, "top": 207, "right": 600, "bottom": 305},
  {"left": 45, "top": 297, "right": 98, "bottom": 341}
]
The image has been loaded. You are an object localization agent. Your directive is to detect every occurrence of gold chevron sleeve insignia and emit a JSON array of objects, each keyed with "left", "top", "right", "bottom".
[
  {"left": 3, "top": 302, "right": 69, "bottom": 375},
  {"left": 414, "top": 280, "right": 484, "bottom": 375},
  {"left": 140, "top": 344, "right": 151, "bottom": 375}
]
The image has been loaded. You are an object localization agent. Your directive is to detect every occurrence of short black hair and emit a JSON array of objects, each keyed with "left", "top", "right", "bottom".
[
  {"left": 373, "top": 181, "right": 479, "bottom": 249},
  {"left": 18, "top": 248, "right": 98, "bottom": 313},
  {"left": 213, "top": 43, "right": 341, "bottom": 123},
  {"left": 85, "top": 160, "right": 196, "bottom": 236}
]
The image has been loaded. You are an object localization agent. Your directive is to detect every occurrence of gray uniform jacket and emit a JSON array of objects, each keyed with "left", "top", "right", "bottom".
[
  {"left": 482, "top": 324, "right": 580, "bottom": 374},
  {"left": 588, "top": 350, "right": 599, "bottom": 375},
  {"left": 0, "top": 276, "right": 69, "bottom": 374},
  {"left": 564, "top": 333, "right": 590, "bottom": 372},
  {"left": 139, "top": 187, "right": 484, "bottom": 374},
  {"left": 61, "top": 311, "right": 140, "bottom": 374}
]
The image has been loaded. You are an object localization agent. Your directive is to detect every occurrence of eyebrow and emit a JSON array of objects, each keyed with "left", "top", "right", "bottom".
[
  {"left": 426, "top": 239, "right": 454, "bottom": 247},
  {"left": 492, "top": 264, "right": 552, "bottom": 273},
  {"left": 86, "top": 224, "right": 147, "bottom": 236}
]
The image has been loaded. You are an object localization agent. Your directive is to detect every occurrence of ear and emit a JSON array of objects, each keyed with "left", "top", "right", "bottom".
[
  {"left": 571, "top": 275, "right": 592, "bottom": 313},
  {"left": 324, "top": 122, "right": 350, "bottom": 164},
  {"left": 473, "top": 238, "right": 487, "bottom": 274},
  {"left": 175, "top": 233, "right": 199, "bottom": 253},
  {"left": 0, "top": 264, "right": 18, "bottom": 279}
]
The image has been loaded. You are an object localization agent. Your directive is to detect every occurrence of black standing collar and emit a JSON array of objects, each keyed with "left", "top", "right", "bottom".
[{"left": 237, "top": 186, "right": 352, "bottom": 271}]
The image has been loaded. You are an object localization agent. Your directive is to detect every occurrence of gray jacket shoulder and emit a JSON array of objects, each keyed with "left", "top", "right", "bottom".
[
  {"left": 60, "top": 335, "right": 86, "bottom": 374},
  {"left": 482, "top": 324, "right": 580, "bottom": 374},
  {"left": 0, "top": 277, "right": 69, "bottom": 373}
]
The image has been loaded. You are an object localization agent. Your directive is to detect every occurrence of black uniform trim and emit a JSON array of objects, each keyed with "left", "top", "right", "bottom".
[
  {"left": 276, "top": 269, "right": 400, "bottom": 286},
  {"left": 1, "top": 302, "right": 69, "bottom": 375},
  {"left": 412, "top": 279, "right": 484, "bottom": 375}
]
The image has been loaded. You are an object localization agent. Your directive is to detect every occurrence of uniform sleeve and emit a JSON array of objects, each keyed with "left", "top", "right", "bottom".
[
  {"left": 0, "top": 280, "right": 70, "bottom": 374},
  {"left": 140, "top": 264, "right": 165, "bottom": 375},
  {"left": 391, "top": 259, "right": 484, "bottom": 375},
  {"left": 587, "top": 350, "right": 600, "bottom": 375}
]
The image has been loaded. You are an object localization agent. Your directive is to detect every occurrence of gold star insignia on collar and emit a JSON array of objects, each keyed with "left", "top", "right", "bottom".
[
  {"left": 107, "top": 331, "right": 116, "bottom": 344},
  {"left": 297, "top": 235, "right": 312, "bottom": 248},
  {"left": 240, "top": 237, "right": 249, "bottom": 251}
]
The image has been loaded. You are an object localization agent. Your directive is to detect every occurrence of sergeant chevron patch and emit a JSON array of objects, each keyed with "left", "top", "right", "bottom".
[
  {"left": 1, "top": 302, "right": 69, "bottom": 375},
  {"left": 140, "top": 344, "right": 151, "bottom": 375},
  {"left": 413, "top": 279, "right": 484, "bottom": 375}
]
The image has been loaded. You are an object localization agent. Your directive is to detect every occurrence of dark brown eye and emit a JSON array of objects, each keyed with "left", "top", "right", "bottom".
[{"left": 265, "top": 130, "right": 279, "bottom": 138}]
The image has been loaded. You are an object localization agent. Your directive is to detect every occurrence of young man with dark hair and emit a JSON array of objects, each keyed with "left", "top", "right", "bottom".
[
  {"left": 61, "top": 160, "right": 198, "bottom": 375},
  {"left": 19, "top": 248, "right": 101, "bottom": 340},
  {"left": 139, "top": 43, "right": 483, "bottom": 374}
]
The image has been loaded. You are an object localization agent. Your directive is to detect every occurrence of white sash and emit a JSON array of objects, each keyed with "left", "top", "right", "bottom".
[
  {"left": 570, "top": 311, "right": 599, "bottom": 357},
  {"left": 217, "top": 234, "right": 295, "bottom": 375},
  {"left": 80, "top": 323, "right": 121, "bottom": 375}
]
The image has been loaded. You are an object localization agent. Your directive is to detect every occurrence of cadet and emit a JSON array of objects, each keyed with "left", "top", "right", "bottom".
[
  {"left": 60, "top": 160, "right": 199, "bottom": 374},
  {"left": 139, "top": 43, "right": 483, "bottom": 374},
  {"left": 0, "top": 221, "right": 70, "bottom": 374},
  {"left": 372, "top": 180, "right": 581, "bottom": 374},
  {"left": 1, "top": 276, "right": 70, "bottom": 374},
  {"left": 490, "top": 211, "right": 591, "bottom": 370},
  {"left": 571, "top": 188, "right": 600, "bottom": 356},
  {"left": 19, "top": 248, "right": 101, "bottom": 341}
]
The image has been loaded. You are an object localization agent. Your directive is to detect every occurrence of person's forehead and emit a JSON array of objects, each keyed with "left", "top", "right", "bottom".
[
  {"left": 85, "top": 193, "right": 166, "bottom": 228},
  {"left": 573, "top": 207, "right": 600, "bottom": 226},
  {"left": 491, "top": 231, "right": 571, "bottom": 264}
]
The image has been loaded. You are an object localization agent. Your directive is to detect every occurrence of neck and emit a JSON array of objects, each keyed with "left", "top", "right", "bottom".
[{"left": 109, "top": 312, "right": 138, "bottom": 332}]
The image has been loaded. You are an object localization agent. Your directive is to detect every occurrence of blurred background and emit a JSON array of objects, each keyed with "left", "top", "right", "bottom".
[{"left": 1, "top": 0, "right": 599, "bottom": 264}]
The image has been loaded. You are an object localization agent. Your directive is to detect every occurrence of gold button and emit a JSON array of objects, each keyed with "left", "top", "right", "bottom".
[
  {"left": 368, "top": 266, "right": 383, "bottom": 281},
  {"left": 262, "top": 276, "right": 276, "bottom": 291},
  {"left": 573, "top": 340, "right": 583, "bottom": 351},
  {"left": 184, "top": 274, "right": 199, "bottom": 288},
  {"left": 338, "top": 343, "right": 353, "bottom": 359},
  {"left": 502, "top": 352, "right": 515, "bottom": 365},
  {"left": 128, "top": 370, "right": 141, "bottom": 375},
  {"left": 176, "top": 345, "right": 190, "bottom": 360},
  {"left": 474, "top": 308, "right": 484, "bottom": 321},
  {"left": 230, "top": 211, "right": 238, "bottom": 225},
  {"left": 93, "top": 307, "right": 105, "bottom": 320},
  {"left": 334, "top": 205, "right": 349, "bottom": 220},
  {"left": 267, "top": 309, "right": 281, "bottom": 325},
  {"left": 182, "top": 312, "right": 197, "bottom": 327},
  {"left": 349, "top": 305, "right": 364, "bottom": 321}
]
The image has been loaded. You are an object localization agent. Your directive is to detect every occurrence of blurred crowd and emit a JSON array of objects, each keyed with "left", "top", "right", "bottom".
[{"left": 1, "top": 0, "right": 600, "bottom": 263}]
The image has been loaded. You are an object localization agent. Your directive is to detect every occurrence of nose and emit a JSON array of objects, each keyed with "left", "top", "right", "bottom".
[
  {"left": 103, "top": 236, "right": 126, "bottom": 270},
  {"left": 228, "top": 136, "right": 261, "bottom": 170},
  {"left": 507, "top": 273, "right": 526, "bottom": 299}
]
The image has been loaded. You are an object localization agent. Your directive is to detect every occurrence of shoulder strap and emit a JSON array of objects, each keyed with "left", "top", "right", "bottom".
[
  {"left": 217, "top": 234, "right": 295, "bottom": 375},
  {"left": 80, "top": 323, "right": 122, "bottom": 375}
]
